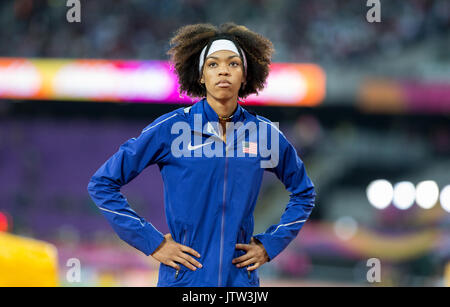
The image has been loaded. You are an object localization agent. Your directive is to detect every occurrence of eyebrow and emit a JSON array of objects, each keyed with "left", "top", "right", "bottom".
[{"left": 206, "top": 55, "right": 241, "bottom": 60}]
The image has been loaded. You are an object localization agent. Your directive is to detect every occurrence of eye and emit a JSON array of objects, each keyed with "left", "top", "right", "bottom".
[
  {"left": 230, "top": 62, "right": 239, "bottom": 67},
  {"left": 207, "top": 62, "right": 217, "bottom": 68}
]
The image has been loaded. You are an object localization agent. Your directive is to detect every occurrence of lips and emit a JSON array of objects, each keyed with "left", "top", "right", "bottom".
[{"left": 216, "top": 80, "right": 231, "bottom": 88}]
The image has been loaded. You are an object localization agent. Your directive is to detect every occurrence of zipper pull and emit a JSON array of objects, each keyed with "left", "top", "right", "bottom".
[
  {"left": 175, "top": 269, "right": 180, "bottom": 279},
  {"left": 247, "top": 270, "right": 251, "bottom": 279}
]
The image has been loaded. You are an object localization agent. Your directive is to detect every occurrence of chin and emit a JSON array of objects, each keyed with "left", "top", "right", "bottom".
[{"left": 212, "top": 90, "right": 237, "bottom": 100}]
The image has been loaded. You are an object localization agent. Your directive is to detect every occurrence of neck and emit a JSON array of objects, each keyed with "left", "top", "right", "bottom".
[{"left": 205, "top": 94, "right": 238, "bottom": 119}]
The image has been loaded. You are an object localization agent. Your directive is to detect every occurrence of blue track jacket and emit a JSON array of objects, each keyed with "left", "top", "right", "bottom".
[{"left": 87, "top": 98, "right": 316, "bottom": 286}]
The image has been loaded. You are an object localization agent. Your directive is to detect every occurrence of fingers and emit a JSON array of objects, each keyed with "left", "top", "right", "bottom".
[
  {"left": 174, "top": 255, "right": 198, "bottom": 271},
  {"left": 233, "top": 243, "right": 268, "bottom": 270},
  {"left": 178, "top": 245, "right": 202, "bottom": 270},
  {"left": 168, "top": 260, "right": 180, "bottom": 271},
  {"left": 235, "top": 243, "right": 250, "bottom": 251},
  {"left": 180, "top": 245, "right": 201, "bottom": 258},
  {"left": 168, "top": 253, "right": 202, "bottom": 272},
  {"left": 177, "top": 252, "right": 203, "bottom": 270},
  {"left": 233, "top": 256, "right": 263, "bottom": 271},
  {"left": 232, "top": 252, "right": 252, "bottom": 265},
  {"left": 234, "top": 257, "right": 255, "bottom": 268},
  {"left": 152, "top": 234, "right": 203, "bottom": 271},
  {"left": 247, "top": 263, "right": 260, "bottom": 271},
  {"left": 170, "top": 244, "right": 202, "bottom": 271}
]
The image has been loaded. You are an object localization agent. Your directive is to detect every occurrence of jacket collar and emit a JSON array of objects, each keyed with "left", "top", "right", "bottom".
[{"left": 188, "top": 98, "right": 246, "bottom": 137}]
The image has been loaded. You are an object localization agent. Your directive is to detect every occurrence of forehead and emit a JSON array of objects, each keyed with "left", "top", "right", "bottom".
[{"left": 206, "top": 50, "right": 240, "bottom": 60}]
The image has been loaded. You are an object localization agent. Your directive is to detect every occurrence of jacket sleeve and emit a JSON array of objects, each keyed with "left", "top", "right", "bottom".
[
  {"left": 87, "top": 120, "right": 170, "bottom": 256},
  {"left": 253, "top": 129, "right": 316, "bottom": 261}
]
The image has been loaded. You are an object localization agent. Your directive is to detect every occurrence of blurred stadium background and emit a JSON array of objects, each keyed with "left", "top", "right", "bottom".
[{"left": 0, "top": 0, "right": 449, "bottom": 286}]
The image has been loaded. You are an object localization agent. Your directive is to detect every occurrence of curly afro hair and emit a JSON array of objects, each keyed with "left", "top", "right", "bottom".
[{"left": 167, "top": 22, "right": 274, "bottom": 99}]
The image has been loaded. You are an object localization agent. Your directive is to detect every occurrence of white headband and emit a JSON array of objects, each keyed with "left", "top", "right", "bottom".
[{"left": 198, "top": 39, "right": 247, "bottom": 75}]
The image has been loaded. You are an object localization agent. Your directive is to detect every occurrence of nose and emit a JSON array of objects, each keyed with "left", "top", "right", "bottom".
[{"left": 218, "top": 63, "right": 230, "bottom": 76}]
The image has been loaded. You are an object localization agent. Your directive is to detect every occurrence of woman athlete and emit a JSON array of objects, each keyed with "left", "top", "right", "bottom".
[{"left": 88, "top": 22, "right": 316, "bottom": 286}]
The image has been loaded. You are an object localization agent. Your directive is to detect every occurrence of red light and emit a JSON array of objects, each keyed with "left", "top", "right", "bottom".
[{"left": 0, "top": 212, "right": 8, "bottom": 232}]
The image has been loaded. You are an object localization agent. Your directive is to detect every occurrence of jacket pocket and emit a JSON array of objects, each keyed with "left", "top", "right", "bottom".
[
  {"left": 237, "top": 227, "right": 250, "bottom": 277},
  {"left": 235, "top": 227, "right": 246, "bottom": 258},
  {"left": 175, "top": 225, "right": 191, "bottom": 280},
  {"left": 238, "top": 225, "right": 258, "bottom": 284}
]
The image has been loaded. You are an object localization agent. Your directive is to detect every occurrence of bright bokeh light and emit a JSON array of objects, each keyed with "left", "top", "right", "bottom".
[
  {"left": 415, "top": 180, "right": 439, "bottom": 209},
  {"left": 0, "top": 58, "right": 326, "bottom": 106},
  {"left": 0, "top": 60, "right": 42, "bottom": 97},
  {"left": 0, "top": 211, "right": 8, "bottom": 232},
  {"left": 334, "top": 216, "right": 358, "bottom": 241},
  {"left": 440, "top": 185, "right": 450, "bottom": 213},
  {"left": 392, "top": 181, "right": 416, "bottom": 210},
  {"left": 366, "top": 179, "right": 393, "bottom": 210}
]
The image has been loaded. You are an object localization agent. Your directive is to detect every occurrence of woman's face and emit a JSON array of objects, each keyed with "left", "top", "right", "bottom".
[{"left": 200, "top": 50, "right": 245, "bottom": 101}]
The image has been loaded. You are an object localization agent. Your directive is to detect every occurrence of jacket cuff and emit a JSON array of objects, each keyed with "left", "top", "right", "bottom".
[
  {"left": 252, "top": 233, "right": 287, "bottom": 262},
  {"left": 144, "top": 223, "right": 165, "bottom": 256}
]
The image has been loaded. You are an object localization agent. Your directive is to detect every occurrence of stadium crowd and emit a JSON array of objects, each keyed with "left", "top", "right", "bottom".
[{"left": 0, "top": 0, "right": 448, "bottom": 64}]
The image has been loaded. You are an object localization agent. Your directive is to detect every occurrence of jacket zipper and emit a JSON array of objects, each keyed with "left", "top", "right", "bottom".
[
  {"left": 218, "top": 157, "right": 228, "bottom": 286},
  {"left": 175, "top": 228, "right": 188, "bottom": 279}
]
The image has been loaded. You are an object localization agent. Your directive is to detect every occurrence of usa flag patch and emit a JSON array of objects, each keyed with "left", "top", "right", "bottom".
[{"left": 242, "top": 141, "right": 257, "bottom": 154}]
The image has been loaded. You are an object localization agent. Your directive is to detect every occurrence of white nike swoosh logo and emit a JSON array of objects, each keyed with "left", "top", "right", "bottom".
[{"left": 187, "top": 141, "right": 214, "bottom": 150}]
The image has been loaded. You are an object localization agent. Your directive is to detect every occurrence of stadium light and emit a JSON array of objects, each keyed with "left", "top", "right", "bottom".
[
  {"left": 366, "top": 179, "right": 393, "bottom": 210},
  {"left": 440, "top": 185, "right": 450, "bottom": 213},
  {"left": 392, "top": 181, "right": 416, "bottom": 210},
  {"left": 415, "top": 180, "right": 439, "bottom": 209}
]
